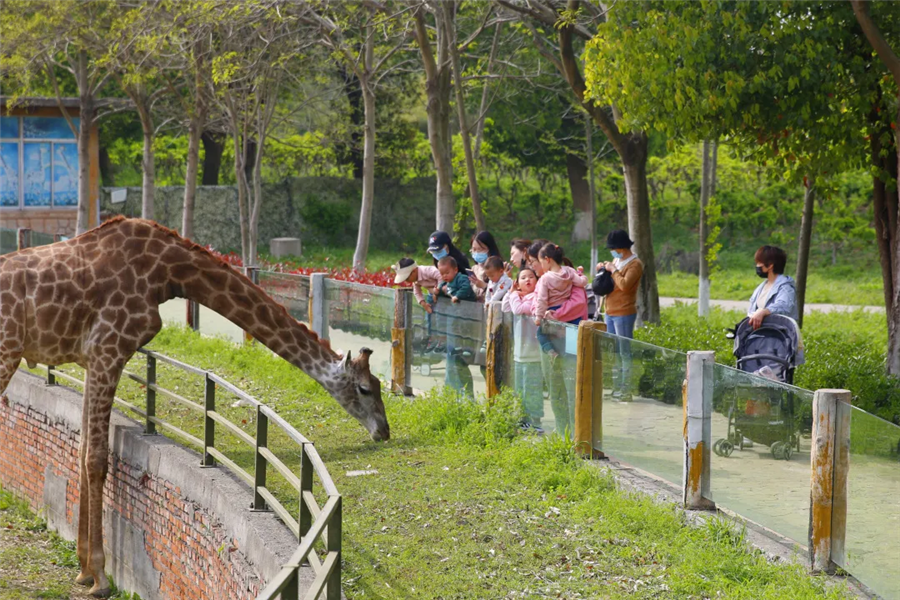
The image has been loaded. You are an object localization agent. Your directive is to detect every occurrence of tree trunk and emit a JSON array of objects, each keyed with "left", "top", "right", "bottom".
[
  {"left": 182, "top": 110, "right": 204, "bottom": 241},
  {"left": 414, "top": 10, "right": 455, "bottom": 233},
  {"left": 201, "top": 130, "right": 224, "bottom": 185},
  {"left": 586, "top": 116, "right": 598, "bottom": 271},
  {"left": 76, "top": 50, "right": 92, "bottom": 235},
  {"left": 567, "top": 152, "right": 591, "bottom": 244},
  {"left": 698, "top": 139, "right": 718, "bottom": 317},
  {"left": 795, "top": 177, "right": 816, "bottom": 327},
  {"left": 353, "top": 82, "right": 376, "bottom": 273},
  {"left": 339, "top": 63, "right": 364, "bottom": 179},
  {"left": 622, "top": 139, "right": 660, "bottom": 325},
  {"left": 139, "top": 108, "right": 155, "bottom": 221},
  {"left": 473, "top": 22, "right": 502, "bottom": 162},
  {"left": 444, "top": 1, "right": 484, "bottom": 233}
]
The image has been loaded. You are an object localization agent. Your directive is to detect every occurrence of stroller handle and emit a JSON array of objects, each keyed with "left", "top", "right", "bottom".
[{"left": 737, "top": 353, "right": 790, "bottom": 367}]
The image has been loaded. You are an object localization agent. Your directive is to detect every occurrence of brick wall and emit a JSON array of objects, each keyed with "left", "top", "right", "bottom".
[
  {"left": 0, "top": 371, "right": 305, "bottom": 600},
  {"left": 0, "top": 208, "right": 77, "bottom": 237}
]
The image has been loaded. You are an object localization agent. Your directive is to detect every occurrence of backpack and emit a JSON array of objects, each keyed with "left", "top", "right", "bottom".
[{"left": 592, "top": 268, "right": 615, "bottom": 297}]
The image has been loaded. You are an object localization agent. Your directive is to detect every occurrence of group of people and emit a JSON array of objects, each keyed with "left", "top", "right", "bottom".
[{"left": 392, "top": 228, "right": 644, "bottom": 432}]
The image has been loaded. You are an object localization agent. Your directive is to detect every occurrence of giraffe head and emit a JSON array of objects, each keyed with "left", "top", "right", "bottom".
[{"left": 326, "top": 347, "right": 389, "bottom": 441}]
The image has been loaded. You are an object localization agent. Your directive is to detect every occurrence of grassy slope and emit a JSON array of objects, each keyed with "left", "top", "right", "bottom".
[
  {"left": 36, "top": 326, "right": 850, "bottom": 600},
  {"left": 0, "top": 489, "right": 134, "bottom": 600}
]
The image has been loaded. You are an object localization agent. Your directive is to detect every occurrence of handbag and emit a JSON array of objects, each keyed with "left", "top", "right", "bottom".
[{"left": 592, "top": 268, "right": 615, "bottom": 297}]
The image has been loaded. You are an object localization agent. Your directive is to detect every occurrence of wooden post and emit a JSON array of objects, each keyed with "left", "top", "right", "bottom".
[
  {"left": 485, "top": 302, "right": 504, "bottom": 399},
  {"left": 16, "top": 228, "right": 31, "bottom": 251},
  {"left": 574, "top": 320, "right": 606, "bottom": 458},
  {"left": 202, "top": 374, "right": 216, "bottom": 467},
  {"left": 253, "top": 406, "right": 268, "bottom": 511},
  {"left": 809, "top": 389, "right": 852, "bottom": 573},
  {"left": 310, "top": 273, "right": 329, "bottom": 341},
  {"left": 683, "top": 351, "right": 716, "bottom": 510},
  {"left": 391, "top": 288, "right": 413, "bottom": 395},
  {"left": 243, "top": 267, "right": 259, "bottom": 344},
  {"left": 325, "top": 496, "right": 342, "bottom": 600}
]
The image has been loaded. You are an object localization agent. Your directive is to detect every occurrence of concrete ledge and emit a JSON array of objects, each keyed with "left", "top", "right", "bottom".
[{"left": 1, "top": 369, "right": 315, "bottom": 600}]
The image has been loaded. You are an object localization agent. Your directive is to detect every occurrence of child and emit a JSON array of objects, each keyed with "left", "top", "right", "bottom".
[
  {"left": 503, "top": 268, "right": 544, "bottom": 430},
  {"left": 533, "top": 243, "right": 587, "bottom": 356},
  {"left": 436, "top": 256, "right": 475, "bottom": 303},
  {"left": 483, "top": 255, "right": 513, "bottom": 305}
]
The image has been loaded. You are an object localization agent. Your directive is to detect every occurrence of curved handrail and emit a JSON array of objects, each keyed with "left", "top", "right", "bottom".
[{"left": 39, "top": 349, "right": 341, "bottom": 600}]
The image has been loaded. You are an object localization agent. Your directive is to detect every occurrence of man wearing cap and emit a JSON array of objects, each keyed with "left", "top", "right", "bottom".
[
  {"left": 427, "top": 230, "right": 471, "bottom": 272},
  {"left": 598, "top": 229, "right": 643, "bottom": 400}
]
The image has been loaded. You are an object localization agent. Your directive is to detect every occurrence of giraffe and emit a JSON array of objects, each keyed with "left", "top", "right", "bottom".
[{"left": 0, "top": 217, "right": 389, "bottom": 597}]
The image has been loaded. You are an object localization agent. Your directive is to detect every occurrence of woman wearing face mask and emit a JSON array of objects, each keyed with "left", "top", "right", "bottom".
[
  {"left": 468, "top": 231, "right": 502, "bottom": 297},
  {"left": 748, "top": 245, "right": 797, "bottom": 330},
  {"left": 427, "top": 231, "right": 470, "bottom": 272},
  {"left": 598, "top": 229, "right": 643, "bottom": 401}
]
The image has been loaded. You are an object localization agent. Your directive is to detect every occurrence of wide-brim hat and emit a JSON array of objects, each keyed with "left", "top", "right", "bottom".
[
  {"left": 427, "top": 231, "right": 452, "bottom": 252},
  {"left": 606, "top": 229, "right": 634, "bottom": 249},
  {"left": 392, "top": 261, "right": 417, "bottom": 284}
]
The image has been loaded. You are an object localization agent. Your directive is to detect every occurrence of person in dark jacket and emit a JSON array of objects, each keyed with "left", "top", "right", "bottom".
[{"left": 428, "top": 231, "right": 470, "bottom": 272}]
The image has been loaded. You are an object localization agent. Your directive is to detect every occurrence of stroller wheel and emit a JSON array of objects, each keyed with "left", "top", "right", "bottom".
[
  {"left": 771, "top": 441, "right": 784, "bottom": 460},
  {"left": 782, "top": 443, "right": 793, "bottom": 461},
  {"left": 720, "top": 440, "right": 734, "bottom": 457},
  {"left": 713, "top": 439, "right": 724, "bottom": 456}
]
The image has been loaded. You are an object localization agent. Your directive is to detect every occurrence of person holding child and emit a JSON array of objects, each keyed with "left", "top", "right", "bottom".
[
  {"left": 531, "top": 242, "right": 588, "bottom": 433},
  {"left": 503, "top": 268, "right": 544, "bottom": 430}
]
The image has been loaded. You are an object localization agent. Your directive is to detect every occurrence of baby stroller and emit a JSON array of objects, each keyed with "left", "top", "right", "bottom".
[{"left": 714, "top": 314, "right": 803, "bottom": 461}]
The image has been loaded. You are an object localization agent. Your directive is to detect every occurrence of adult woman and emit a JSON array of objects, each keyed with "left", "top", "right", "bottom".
[
  {"left": 468, "top": 231, "right": 502, "bottom": 296},
  {"left": 427, "top": 231, "right": 470, "bottom": 272},
  {"left": 748, "top": 245, "right": 797, "bottom": 329},
  {"left": 599, "top": 229, "right": 643, "bottom": 401},
  {"left": 509, "top": 238, "right": 532, "bottom": 272}
]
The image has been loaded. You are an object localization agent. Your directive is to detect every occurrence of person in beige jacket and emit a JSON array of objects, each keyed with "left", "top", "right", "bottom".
[{"left": 597, "top": 230, "right": 643, "bottom": 400}]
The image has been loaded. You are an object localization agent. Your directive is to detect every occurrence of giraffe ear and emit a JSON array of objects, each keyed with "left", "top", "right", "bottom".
[{"left": 339, "top": 351, "right": 351, "bottom": 370}]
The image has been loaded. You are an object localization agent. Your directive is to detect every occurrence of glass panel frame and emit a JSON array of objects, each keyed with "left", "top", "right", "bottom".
[
  {"left": 23, "top": 142, "right": 52, "bottom": 207},
  {"left": 52, "top": 143, "right": 78, "bottom": 206},
  {"left": 0, "top": 142, "right": 19, "bottom": 207}
]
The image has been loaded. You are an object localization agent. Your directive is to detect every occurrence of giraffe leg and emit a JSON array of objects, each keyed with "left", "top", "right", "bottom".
[
  {"left": 77, "top": 367, "right": 121, "bottom": 598},
  {"left": 0, "top": 351, "right": 23, "bottom": 405},
  {"left": 75, "top": 405, "right": 93, "bottom": 586}
]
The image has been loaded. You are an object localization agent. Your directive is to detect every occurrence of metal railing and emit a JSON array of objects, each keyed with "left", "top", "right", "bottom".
[{"left": 41, "top": 349, "right": 341, "bottom": 600}]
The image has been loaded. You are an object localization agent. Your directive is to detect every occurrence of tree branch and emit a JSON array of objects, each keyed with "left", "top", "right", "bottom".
[{"left": 851, "top": 0, "right": 900, "bottom": 85}]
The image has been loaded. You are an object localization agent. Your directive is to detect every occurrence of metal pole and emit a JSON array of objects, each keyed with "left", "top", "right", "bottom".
[{"left": 586, "top": 116, "right": 598, "bottom": 273}]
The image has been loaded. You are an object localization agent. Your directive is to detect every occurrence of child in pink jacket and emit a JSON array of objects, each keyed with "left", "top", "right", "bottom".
[
  {"left": 502, "top": 268, "right": 544, "bottom": 428},
  {"left": 533, "top": 243, "right": 587, "bottom": 354}
]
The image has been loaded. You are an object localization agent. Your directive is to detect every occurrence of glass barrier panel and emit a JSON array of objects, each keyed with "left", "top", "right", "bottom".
[
  {"left": 596, "top": 330, "right": 686, "bottom": 485},
  {"left": 259, "top": 271, "right": 310, "bottom": 324},
  {"left": 324, "top": 280, "right": 394, "bottom": 383},
  {"left": 31, "top": 230, "right": 56, "bottom": 247},
  {"left": 837, "top": 405, "right": 900, "bottom": 600},
  {"left": 0, "top": 228, "right": 17, "bottom": 254},
  {"left": 409, "top": 298, "right": 488, "bottom": 399},
  {"left": 709, "top": 363, "right": 814, "bottom": 547}
]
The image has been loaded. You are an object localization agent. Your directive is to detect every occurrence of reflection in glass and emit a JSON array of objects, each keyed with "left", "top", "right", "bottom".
[
  {"left": 23, "top": 142, "right": 51, "bottom": 206},
  {"left": 52, "top": 143, "right": 78, "bottom": 206},
  {"left": 0, "top": 116, "right": 19, "bottom": 138},
  {"left": 0, "top": 142, "right": 19, "bottom": 206},
  {"left": 23, "top": 116, "right": 78, "bottom": 139}
]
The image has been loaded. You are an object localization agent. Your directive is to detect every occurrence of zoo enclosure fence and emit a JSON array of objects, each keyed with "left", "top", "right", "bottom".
[
  {"left": 255, "top": 271, "right": 900, "bottom": 600},
  {"left": 39, "top": 348, "right": 341, "bottom": 600}
]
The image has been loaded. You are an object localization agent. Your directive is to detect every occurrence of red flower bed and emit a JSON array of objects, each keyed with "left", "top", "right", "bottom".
[{"left": 207, "top": 247, "right": 406, "bottom": 289}]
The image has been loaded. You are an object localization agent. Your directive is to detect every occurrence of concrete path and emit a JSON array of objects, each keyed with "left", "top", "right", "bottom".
[{"left": 660, "top": 297, "right": 885, "bottom": 314}]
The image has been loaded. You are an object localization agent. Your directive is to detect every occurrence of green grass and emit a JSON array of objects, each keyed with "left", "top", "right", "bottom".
[
  {"left": 35, "top": 326, "right": 854, "bottom": 599},
  {"left": 0, "top": 488, "right": 136, "bottom": 600}
]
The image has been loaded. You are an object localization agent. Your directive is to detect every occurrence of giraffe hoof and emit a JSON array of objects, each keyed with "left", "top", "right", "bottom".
[
  {"left": 89, "top": 583, "right": 111, "bottom": 598},
  {"left": 75, "top": 572, "right": 94, "bottom": 586}
]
